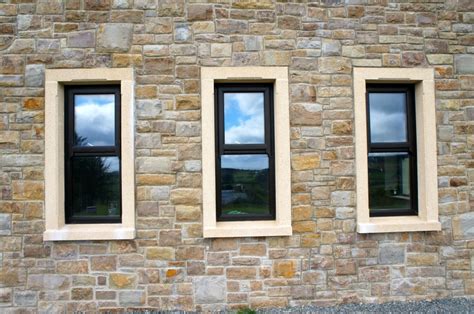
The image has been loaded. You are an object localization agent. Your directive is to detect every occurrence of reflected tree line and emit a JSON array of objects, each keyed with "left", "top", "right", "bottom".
[{"left": 72, "top": 133, "right": 120, "bottom": 217}]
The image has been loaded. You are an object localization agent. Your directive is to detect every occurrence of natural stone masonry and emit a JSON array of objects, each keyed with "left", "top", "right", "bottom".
[{"left": 0, "top": 0, "right": 473, "bottom": 312}]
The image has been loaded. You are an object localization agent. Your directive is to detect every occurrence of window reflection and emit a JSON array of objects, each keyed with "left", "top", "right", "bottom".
[
  {"left": 220, "top": 154, "right": 270, "bottom": 216},
  {"left": 74, "top": 94, "right": 115, "bottom": 146},
  {"left": 369, "top": 93, "right": 407, "bottom": 143},
  {"left": 368, "top": 152, "right": 411, "bottom": 215},
  {"left": 71, "top": 156, "right": 120, "bottom": 218},
  {"left": 224, "top": 93, "right": 265, "bottom": 144}
]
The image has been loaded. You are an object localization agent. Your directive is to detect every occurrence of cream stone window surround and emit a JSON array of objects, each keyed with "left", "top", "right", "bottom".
[
  {"left": 354, "top": 67, "right": 441, "bottom": 233},
  {"left": 201, "top": 67, "right": 292, "bottom": 238},
  {"left": 43, "top": 68, "right": 135, "bottom": 241}
]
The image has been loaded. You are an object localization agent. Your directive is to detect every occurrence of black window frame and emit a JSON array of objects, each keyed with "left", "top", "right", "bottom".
[
  {"left": 366, "top": 84, "right": 418, "bottom": 217},
  {"left": 215, "top": 83, "right": 276, "bottom": 221},
  {"left": 64, "top": 85, "right": 122, "bottom": 224}
]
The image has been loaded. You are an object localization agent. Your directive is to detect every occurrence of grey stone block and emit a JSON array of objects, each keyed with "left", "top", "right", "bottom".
[{"left": 194, "top": 276, "right": 226, "bottom": 304}]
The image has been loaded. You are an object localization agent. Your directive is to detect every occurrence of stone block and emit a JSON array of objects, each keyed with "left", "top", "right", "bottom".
[
  {"left": 453, "top": 212, "right": 474, "bottom": 239},
  {"left": 91, "top": 256, "right": 117, "bottom": 271},
  {"left": 67, "top": 31, "right": 95, "bottom": 48},
  {"left": 211, "top": 43, "right": 232, "bottom": 57},
  {"left": 28, "top": 275, "right": 70, "bottom": 290},
  {"left": 319, "top": 57, "right": 351, "bottom": 74},
  {"left": 159, "top": 230, "right": 182, "bottom": 246},
  {"left": 455, "top": 55, "right": 474, "bottom": 74},
  {"left": 97, "top": 23, "right": 133, "bottom": 52},
  {"left": 119, "top": 290, "right": 145, "bottom": 306},
  {"left": 146, "top": 247, "right": 175, "bottom": 260},
  {"left": 379, "top": 244, "right": 405, "bottom": 264},
  {"left": 273, "top": 260, "right": 296, "bottom": 278},
  {"left": 194, "top": 276, "right": 226, "bottom": 304},
  {"left": 25, "top": 64, "right": 44, "bottom": 87},
  {"left": 109, "top": 273, "right": 137, "bottom": 289},
  {"left": 0, "top": 214, "right": 11, "bottom": 236},
  {"left": 331, "top": 191, "right": 355, "bottom": 206},
  {"left": 292, "top": 154, "right": 320, "bottom": 170},
  {"left": 56, "top": 261, "right": 88, "bottom": 274},
  {"left": 188, "top": 4, "right": 213, "bottom": 21},
  {"left": 71, "top": 288, "right": 93, "bottom": 300}
]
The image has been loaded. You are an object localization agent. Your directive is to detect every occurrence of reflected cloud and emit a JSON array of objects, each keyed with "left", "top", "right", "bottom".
[
  {"left": 369, "top": 93, "right": 407, "bottom": 143},
  {"left": 75, "top": 94, "right": 115, "bottom": 146},
  {"left": 221, "top": 154, "right": 268, "bottom": 170},
  {"left": 224, "top": 93, "right": 265, "bottom": 144}
]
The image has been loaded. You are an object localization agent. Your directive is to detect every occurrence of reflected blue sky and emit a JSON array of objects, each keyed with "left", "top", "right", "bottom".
[
  {"left": 102, "top": 156, "right": 120, "bottom": 172},
  {"left": 224, "top": 92, "right": 264, "bottom": 144},
  {"left": 75, "top": 94, "right": 115, "bottom": 146},
  {"left": 369, "top": 93, "right": 407, "bottom": 143},
  {"left": 221, "top": 154, "right": 268, "bottom": 170}
]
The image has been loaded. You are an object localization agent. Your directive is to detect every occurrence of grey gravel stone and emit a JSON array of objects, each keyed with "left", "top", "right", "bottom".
[{"left": 257, "top": 298, "right": 474, "bottom": 313}]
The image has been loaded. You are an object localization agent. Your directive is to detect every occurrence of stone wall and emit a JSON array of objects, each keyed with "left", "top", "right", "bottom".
[{"left": 0, "top": 0, "right": 473, "bottom": 311}]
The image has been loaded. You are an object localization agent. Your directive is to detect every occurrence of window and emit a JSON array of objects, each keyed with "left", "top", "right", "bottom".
[
  {"left": 366, "top": 85, "right": 417, "bottom": 217},
  {"left": 44, "top": 68, "right": 135, "bottom": 241},
  {"left": 65, "top": 86, "right": 121, "bottom": 224},
  {"left": 215, "top": 84, "right": 275, "bottom": 221},
  {"left": 354, "top": 68, "right": 441, "bottom": 233},
  {"left": 202, "top": 67, "right": 292, "bottom": 238}
]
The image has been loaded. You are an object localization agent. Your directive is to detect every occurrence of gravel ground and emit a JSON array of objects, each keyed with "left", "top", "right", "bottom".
[{"left": 258, "top": 297, "right": 474, "bottom": 313}]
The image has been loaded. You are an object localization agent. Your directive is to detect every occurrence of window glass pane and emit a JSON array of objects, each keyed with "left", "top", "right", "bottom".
[
  {"left": 368, "top": 152, "right": 412, "bottom": 215},
  {"left": 369, "top": 93, "right": 407, "bottom": 143},
  {"left": 71, "top": 156, "right": 120, "bottom": 218},
  {"left": 224, "top": 92, "right": 265, "bottom": 144},
  {"left": 74, "top": 94, "right": 115, "bottom": 146},
  {"left": 220, "top": 154, "right": 270, "bottom": 217}
]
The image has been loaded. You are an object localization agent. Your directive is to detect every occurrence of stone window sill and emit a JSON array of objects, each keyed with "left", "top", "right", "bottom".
[
  {"left": 357, "top": 216, "right": 441, "bottom": 234},
  {"left": 203, "top": 221, "right": 292, "bottom": 238},
  {"left": 43, "top": 224, "right": 135, "bottom": 241}
]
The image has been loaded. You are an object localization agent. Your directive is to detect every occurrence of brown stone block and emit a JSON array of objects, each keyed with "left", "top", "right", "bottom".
[
  {"left": 23, "top": 98, "right": 44, "bottom": 110},
  {"left": 187, "top": 4, "right": 213, "bottom": 21},
  {"left": 335, "top": 259, "right": 356, "bottom": 275},
  {"left": 273, "top": 260, "right": 296, "bottom": 278},
  {"left": 144, "top": 57, "right": 174, "bottom": 75},
  {"left": 112, "top": 54, "right": 143, "bottom": 67},
  {"left": 407, "top": 253, "right": 439, "bottom": 266},
  {"left": 290, "top": 103, "right": 322, "bottom": 125},
  {"left": 146, "top": 247, "right": 175, "bottom": 260},
  {"left": 292, "top": 221, "right": 316, "bottom": 233},
  {"left": 110, "top": 10, "right": 144, "bottom": 23},
  {"left": 137, "top": 174, "right": 175, "bottom": 185},
  {"left": 110, "top": 241, "right": 137, "bottom": 254},
  {"left": 240, "top": 243, "right": 266, "bottom": 256},
  {"left": 109, "top": 273, "right": 137, "bottom": 289},
  {"left": 291, "top": 154, "right": 320, "bottom": 170},
  {"left": 159, "top": 230, "right": 182, "bottom": 246},
  {"left": 1, "top": 56, "right": 24, "bottom": 74},
  {"left": 71, "top": 287, "right": 93, "bottom": 300},
  {"left": 359, "top": 266, "right": 389, "bottom": 282},
  {"left": 91, "top": 256, "right": 117, "bottom": 271},
  {"left": 84, "top": 0, "right": 111, "bottom": 10},
  {"left": 176, "top": 206, "right": 201, "bottom": 222},
  {"left": 227, "top": 267, "right": 257, "bottom": 279},
  {"left": 11, "top": 181, "right": 44, "bottom": 200},
  {"left": 292, "top": 205, "right": 312, "bottom": 221},
  {"left": 170, "top": 188, "right": 201, "bottom": 205},
  {"left": 57, "top": 261, "right": 89, "bottom": 274},
  {"left": 176, "top": 95, "right": 200, "bottom": 110}
]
